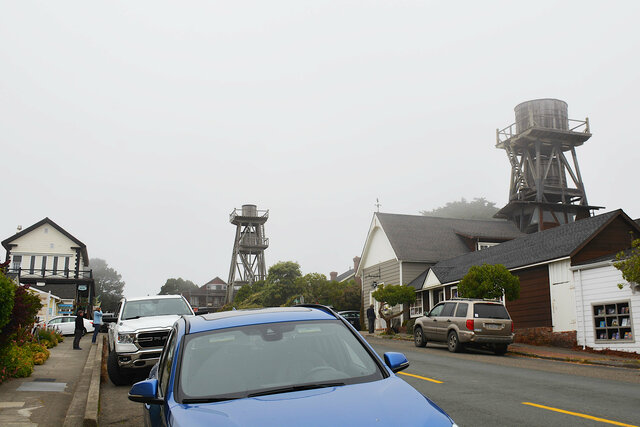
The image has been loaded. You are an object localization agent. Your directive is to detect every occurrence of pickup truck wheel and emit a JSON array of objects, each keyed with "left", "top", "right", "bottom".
[
  {"left": 107, "top": 350, "right": 131, "bottom": 386},
  {"left": 414, "top": 327, "right": 427, "bottom": 347},
  {"left": 447, "top": 331, "right": 462, "bottom": 353}
]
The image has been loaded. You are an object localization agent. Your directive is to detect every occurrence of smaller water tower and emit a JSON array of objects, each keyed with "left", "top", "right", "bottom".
[
  {"left": 226, "top": 204, "right": 269, "bottom": 304},
  {"left": 495, "top": 99, "right": 601, "bottom": 233}
]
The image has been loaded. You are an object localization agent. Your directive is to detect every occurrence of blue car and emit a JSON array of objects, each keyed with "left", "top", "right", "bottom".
[{"left": 128, "top": 305, "right": 457, "bottom": 427}]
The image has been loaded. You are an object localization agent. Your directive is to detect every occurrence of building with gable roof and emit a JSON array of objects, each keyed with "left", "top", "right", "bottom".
[
  {"left": 183, "top": 276, "right": 228, "bottom": 312},
  {"left": 2, "top": 218, "right": 95, "bottom": 312},
  {"left": 411, "top": 209, "right": 640, "bottom": 352},
  {"left": 356, "top": 212, "right": 524, "bottom": 330}
]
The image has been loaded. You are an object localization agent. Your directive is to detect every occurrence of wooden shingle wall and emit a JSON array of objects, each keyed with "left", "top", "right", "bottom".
[{"left": 507, "top": 265, "right": 552, "bottom": 329}]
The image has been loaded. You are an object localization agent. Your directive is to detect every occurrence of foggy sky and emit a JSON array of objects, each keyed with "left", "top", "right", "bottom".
[{"left": 2, "top": 1, "right": 639, "bottom": 298}]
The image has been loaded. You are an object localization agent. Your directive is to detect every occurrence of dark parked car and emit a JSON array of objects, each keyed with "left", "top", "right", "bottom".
[
  {"left": 338, "top": 310, "right": 361, "bottom": 330},
  {"left": 129, "top": 305, "right": 457, "bottom": 426}
]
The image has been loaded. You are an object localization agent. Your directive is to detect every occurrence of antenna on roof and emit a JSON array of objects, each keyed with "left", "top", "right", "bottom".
[{"left": 375, "top": 198, "right": 381, "bottom": 213}]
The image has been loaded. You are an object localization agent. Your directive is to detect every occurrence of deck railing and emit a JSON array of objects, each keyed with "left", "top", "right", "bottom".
[
  {"left": 497, "top": 117, "right": 590, "bottom": 145},
  {"left": 6, "top": 267, "right": 93, "bottom": 280},
  {"left": 229, "top": 208, "right": 269, "bottom": 222}
]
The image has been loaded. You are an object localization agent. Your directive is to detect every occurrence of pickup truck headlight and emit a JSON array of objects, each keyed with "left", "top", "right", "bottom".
[{"left": 117, "top": 333, "right": 136, "bottom": 344}]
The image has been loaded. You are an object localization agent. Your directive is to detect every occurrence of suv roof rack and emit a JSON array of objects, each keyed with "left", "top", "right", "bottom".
[{"left": 448, "top": 297, "right": 503, "bottom": 302}]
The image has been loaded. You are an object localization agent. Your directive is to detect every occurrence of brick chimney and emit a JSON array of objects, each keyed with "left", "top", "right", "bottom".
[
  {"left": 353, "top": 256, "right": 362, "bottom": 287},
  {"left": 330, "top": 271, "right": 338, "bottom": 281}
]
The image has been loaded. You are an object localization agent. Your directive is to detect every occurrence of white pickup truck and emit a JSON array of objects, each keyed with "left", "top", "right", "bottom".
[{"left": 107, "top": 294, "right": 194, "bottom": 385}]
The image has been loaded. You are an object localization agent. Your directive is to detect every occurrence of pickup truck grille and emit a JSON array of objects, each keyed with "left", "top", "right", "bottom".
[{"left": 137, "top": 331, "right": 169, "bottom": 348}]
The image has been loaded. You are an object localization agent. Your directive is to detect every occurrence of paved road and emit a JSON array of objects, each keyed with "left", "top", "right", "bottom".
[
  {"left": 100, "top": 378, "right": 145, "bottom": 426},
  {"left": 99, "top": 338, "right": 640, "bottom": 426},
  {"left": 368, "top": 337, "right": 640, "bottom": 427}
]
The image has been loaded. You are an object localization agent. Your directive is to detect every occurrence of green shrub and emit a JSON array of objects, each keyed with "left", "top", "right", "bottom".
[
  {"left": 38, "top": 329, "right": 58, "bottom": 348},
  {"left": 23, "top": 342, "right": 49, "bottom": 365},
  {"left": 25, "top": 342, "right": 50, "bottom": 358},
  {"left": 0, "top": 284, "right": 42, "bottom": 346},
  {"left": 0, "top": 272, "right": 15, "bottom": 333},
  {"left": 0, "top": 342, "right": 34, "bottom": 379}
]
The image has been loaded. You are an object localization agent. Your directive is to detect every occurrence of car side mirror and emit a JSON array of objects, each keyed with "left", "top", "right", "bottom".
[
  {"left": 102, "top": 316, "right": 117, "bottom": 324},
  {"left": 128, "top": 379, "right": 163, "bottom": 405},
  {"left": 383, "top": 352, "right": 410, "bottom": 373}
]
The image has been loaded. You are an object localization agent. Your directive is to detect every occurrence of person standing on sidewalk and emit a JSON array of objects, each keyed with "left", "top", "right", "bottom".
[
  {"left": 91, "top": 306, "right": 102, "bottom": 344},
  {"left": 73, "top": 309, "right": 84, "bottom": 350},
  {"left": 366, "top": 304, "right": 376, "bottom": 333}
]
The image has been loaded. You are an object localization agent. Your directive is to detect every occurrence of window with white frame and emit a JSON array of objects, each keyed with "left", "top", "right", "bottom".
[
  {"left": 410, "top": 293, "right": 423, "bottom": 317},
  {"left": 450, "top": 286, "right": 458, "bottom": 299}
]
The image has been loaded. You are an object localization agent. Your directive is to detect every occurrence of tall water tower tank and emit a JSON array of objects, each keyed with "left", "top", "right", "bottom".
[
  {"left": 242, "top": 204, "right": 257, "bottom": 217},
  {"left": 515, "top": 99, "right": 568, "bottom": 133}
]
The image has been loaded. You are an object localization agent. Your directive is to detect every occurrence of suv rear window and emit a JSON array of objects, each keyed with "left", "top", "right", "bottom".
[{"left": 473, "top": 303, "right": 510, "bottom": 319}]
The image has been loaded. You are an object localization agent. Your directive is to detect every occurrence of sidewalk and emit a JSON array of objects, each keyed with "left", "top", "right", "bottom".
[
  {"left": 363, "top": 332, "right": 640, "bottom": 369},
  {"left": 0, "top": 332, "right": 103, "bottom": 427}
]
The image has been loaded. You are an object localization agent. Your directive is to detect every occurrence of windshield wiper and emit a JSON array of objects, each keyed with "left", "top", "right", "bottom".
[
  {"left": 247, "top": 382, "right": 345, "bottom": 398},
  {"left": 182, "top": 396, "right": 240, "bottom": 404},
  {"left": 123, "top": 316, "right": 141, "bottom": 320}
]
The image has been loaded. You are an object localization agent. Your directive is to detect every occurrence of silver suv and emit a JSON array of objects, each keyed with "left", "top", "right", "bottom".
[{"left": 413, "top": 298, "right": 514, "bottom": 355}]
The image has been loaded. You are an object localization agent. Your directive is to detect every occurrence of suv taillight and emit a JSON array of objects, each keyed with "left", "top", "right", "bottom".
[
  {"left": 511, "top": 322, "right": 514, "bottom": 333},
  {"left": 466, "top": 319, "right": 474, "bottom": 330}
]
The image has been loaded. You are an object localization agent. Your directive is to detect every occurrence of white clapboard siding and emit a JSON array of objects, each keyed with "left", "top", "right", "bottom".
[{"left": 573, "top": 264, "right": 639, "bottom": 353}]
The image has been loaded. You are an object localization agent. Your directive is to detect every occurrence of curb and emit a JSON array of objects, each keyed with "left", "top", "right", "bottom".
[
  {"left": 63, "top": 342, "right": 96, "bottom": 427},
  {"left": 363, "top": 332, "right": 640, "bottom": 369},
  {"left": 83, "top": 337, "right": 103, "bottom": 426},
  {"left": 508, "top": 349, "right": 640, "bottom": 369},
  {"left": 62, "top": 335, "right": 103, "bottom": 427}
]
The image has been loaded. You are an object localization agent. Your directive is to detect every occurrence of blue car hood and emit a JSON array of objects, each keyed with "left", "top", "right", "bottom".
[{"left": 168, "top": 376, "right": 453, "bottom": 427}]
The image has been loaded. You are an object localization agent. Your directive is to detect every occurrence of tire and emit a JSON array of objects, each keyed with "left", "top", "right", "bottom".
[
  {"left": 414, "top": 327, "right": 427, "bottom": 347},
  {"left": 107, "top": 350, "right": 132, "bottom": 386},
  {"left": 447, "top": 331, "right": 462, "bottom": 353},
  {"left": 82, "top": 328, "right": 87, "bottom": 336},
  {"left": 494, "top": 344, "right": 508, "bottom": 355}
]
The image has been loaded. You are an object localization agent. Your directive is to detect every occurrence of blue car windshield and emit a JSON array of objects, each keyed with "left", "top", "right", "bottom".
[{"left": 178, "top": 320, "right": 383, "bottom": 400}]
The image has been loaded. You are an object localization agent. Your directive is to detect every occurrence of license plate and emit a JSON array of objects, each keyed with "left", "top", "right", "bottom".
[{"left": 485, "top": 324, "right": 502, "bottom": 330}]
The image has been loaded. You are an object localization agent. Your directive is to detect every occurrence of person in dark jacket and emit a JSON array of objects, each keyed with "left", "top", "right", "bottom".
[
  {"left": 73, "top": 309, "right": 85, "bottom": 350},
  {"left": 366, "top": 304, "right": 376, "bottom": 333}
]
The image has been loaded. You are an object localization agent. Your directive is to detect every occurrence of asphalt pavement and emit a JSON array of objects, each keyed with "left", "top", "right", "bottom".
[{"left": 361, "top": 331, "right": 640, "bottom": 369}]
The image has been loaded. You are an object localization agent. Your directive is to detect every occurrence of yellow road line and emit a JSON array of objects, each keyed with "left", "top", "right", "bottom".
[
  {"left": 398, "top": 372, "right": 443, "bottom": 384},
  {"left": 522, "top": 402, "right": 638, "bottom": 427}
]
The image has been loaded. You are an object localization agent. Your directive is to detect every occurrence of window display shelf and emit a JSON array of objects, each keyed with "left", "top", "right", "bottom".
[{"left": 593, "top": 301, "right": 633, "bottom": 342}]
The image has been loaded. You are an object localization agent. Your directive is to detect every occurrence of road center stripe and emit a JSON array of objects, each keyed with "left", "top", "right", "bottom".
[
  {"left": 522, "top": 402, "right": 638, "bottom": 427},
  {"left": 398, "top": 372, "right": 443, "bottom": 384}
]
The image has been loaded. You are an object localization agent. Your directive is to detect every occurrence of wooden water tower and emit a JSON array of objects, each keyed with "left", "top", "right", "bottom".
[
  {"left": 495, "top": 99, "right": 601, "bottom": 233},
  {"left": 226, "top": 204, "right": 269, "bottom": 303}
]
